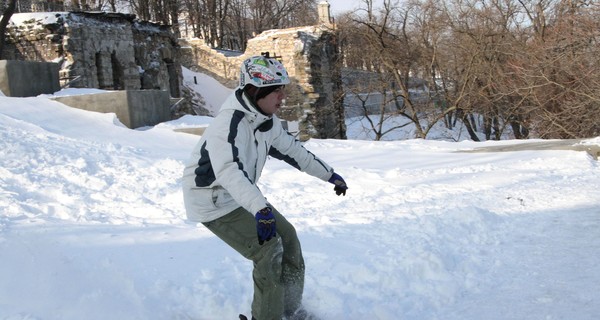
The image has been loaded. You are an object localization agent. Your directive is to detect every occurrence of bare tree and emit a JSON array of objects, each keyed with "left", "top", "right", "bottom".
[
  {"left": 128, "top": 0, "right": 152, "bottom": 20},
  {"left": 226, "top": 0, "right": 250, "bottom": 49},
  {"left": 178, "top": 0, "right": 316, "bottom": 51},
  {"left": 510, "top": 0, "right": 600, "bottom": 138},
  {"left": 0, "top": 0, "right": 17, "bottom": 59},
  {"left": 69, "top": 0, "right": 116, "bottom": 10},
  {"left": 435, "top": 0, "right": 525, "bottom": 140},
  {"left": 338, "top": 0, "right": 459, "bottom": 140}
]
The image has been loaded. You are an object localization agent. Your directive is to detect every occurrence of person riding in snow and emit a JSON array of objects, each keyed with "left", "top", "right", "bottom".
[{"left": 182, "top": 55, "right": 348, "bottom": 320}]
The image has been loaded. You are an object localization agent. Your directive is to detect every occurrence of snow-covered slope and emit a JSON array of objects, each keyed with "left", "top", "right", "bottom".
[{"left": 1, "top": 73, "right": 599, "bottom": 319}]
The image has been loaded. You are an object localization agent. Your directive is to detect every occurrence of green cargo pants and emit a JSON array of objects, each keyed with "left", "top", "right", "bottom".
[{"left": 203, "top": 206, "right": 305, "bottom": 320}]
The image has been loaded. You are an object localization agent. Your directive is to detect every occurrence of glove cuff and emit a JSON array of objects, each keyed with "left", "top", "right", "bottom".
[
  {"left": 328, "top": 172, "right": 340, "bottom": 184},
  {"left": 257, "top": 207, "right": 272, "bottom": 216}
]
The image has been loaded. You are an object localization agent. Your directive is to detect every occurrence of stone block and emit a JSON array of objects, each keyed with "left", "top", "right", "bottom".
[
  {"left": 52, "top": 90, "right": 171, "bottom": 128},
  {"left": 0, "top": 60, "right": 60, "bottom": 97}
]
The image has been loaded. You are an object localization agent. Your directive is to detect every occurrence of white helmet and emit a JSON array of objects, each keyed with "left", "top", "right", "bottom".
[{"left": 239, "top": 55, "right": 290, "bottom": 89}]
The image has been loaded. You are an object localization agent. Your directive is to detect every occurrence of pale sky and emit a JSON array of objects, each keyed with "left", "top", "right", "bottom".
[{"left": 325, "top": 0, "right": 385, "bottom": 15}]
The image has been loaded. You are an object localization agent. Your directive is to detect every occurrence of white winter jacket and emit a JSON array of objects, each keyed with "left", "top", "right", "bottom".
[{"left": 182, "top": 89, "right": 334, "bottom": 222}]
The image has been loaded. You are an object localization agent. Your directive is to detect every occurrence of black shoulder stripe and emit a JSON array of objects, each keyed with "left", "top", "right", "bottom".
[
  {"left": 194, "top": 141, "right": 216, "bottom": 187},
  {"left": 229, "top": 110, "right": 253, "bottom": 183}
]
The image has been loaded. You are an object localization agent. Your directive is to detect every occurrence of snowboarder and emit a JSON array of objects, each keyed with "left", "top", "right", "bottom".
[{"left": 182, "top": 55, "right": 348, "bottom": 320}]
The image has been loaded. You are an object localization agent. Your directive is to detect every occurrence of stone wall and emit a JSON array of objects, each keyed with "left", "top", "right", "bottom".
[
  {"left": 179, "top": 25, "right": 346, "bottom": 140},
  {"left": 132, "top": 21, "right": 181, "bottom": 96},
  {"left": 178, "top": 39, "right": 241, "bottom": 88},
  {"left": 3, "top": 12, "right": 181, "bottom": 98}
]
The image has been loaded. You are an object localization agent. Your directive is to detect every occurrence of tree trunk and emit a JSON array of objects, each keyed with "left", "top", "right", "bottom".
[
  {"left": 461, "top": 110, "right": 481, "bottom": 142},
  {"left": 0, "top": 0, "right": 17, "bottom": 60}
]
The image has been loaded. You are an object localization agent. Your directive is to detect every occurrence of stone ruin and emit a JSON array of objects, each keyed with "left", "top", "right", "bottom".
[
  {"left": 178, "top": 1, "right": 345, "bottom": 140},
  {"left": 180, "top": 24, "right": 345, "bottom": 140},
  {"left": 3, "top": 11, "right": 181, "bottom": 97},
  {"left": 2, "top": 1, "right": 346, "bottom": 139}
]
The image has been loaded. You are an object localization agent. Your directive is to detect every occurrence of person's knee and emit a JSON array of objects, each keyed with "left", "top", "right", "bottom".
[
  {"left": 255, "top": 237, "right": 284, "bottom": 283},
  {"left": 275, "top": 217, "right": 300, "bottom": 248}
]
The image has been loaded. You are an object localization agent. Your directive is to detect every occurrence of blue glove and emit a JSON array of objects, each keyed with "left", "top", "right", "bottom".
[
  {"left": 255, "top": 207, "right": 276, "bottom": 245},
  {"left": 328, "top": 172, "right": 348, "bottom": 196}
]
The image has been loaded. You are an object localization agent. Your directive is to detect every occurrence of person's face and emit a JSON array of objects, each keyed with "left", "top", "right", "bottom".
[{"left": 257, "top": 86, "right": 286, "bottom": 115}]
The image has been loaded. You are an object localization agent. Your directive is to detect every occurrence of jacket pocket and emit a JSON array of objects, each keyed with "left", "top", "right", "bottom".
[
  {"left": 213, "top": 187, "right": 235, "bottom": 208},
  {"left": 184, "top": 187, "right": 218, "bottom": 213}
]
